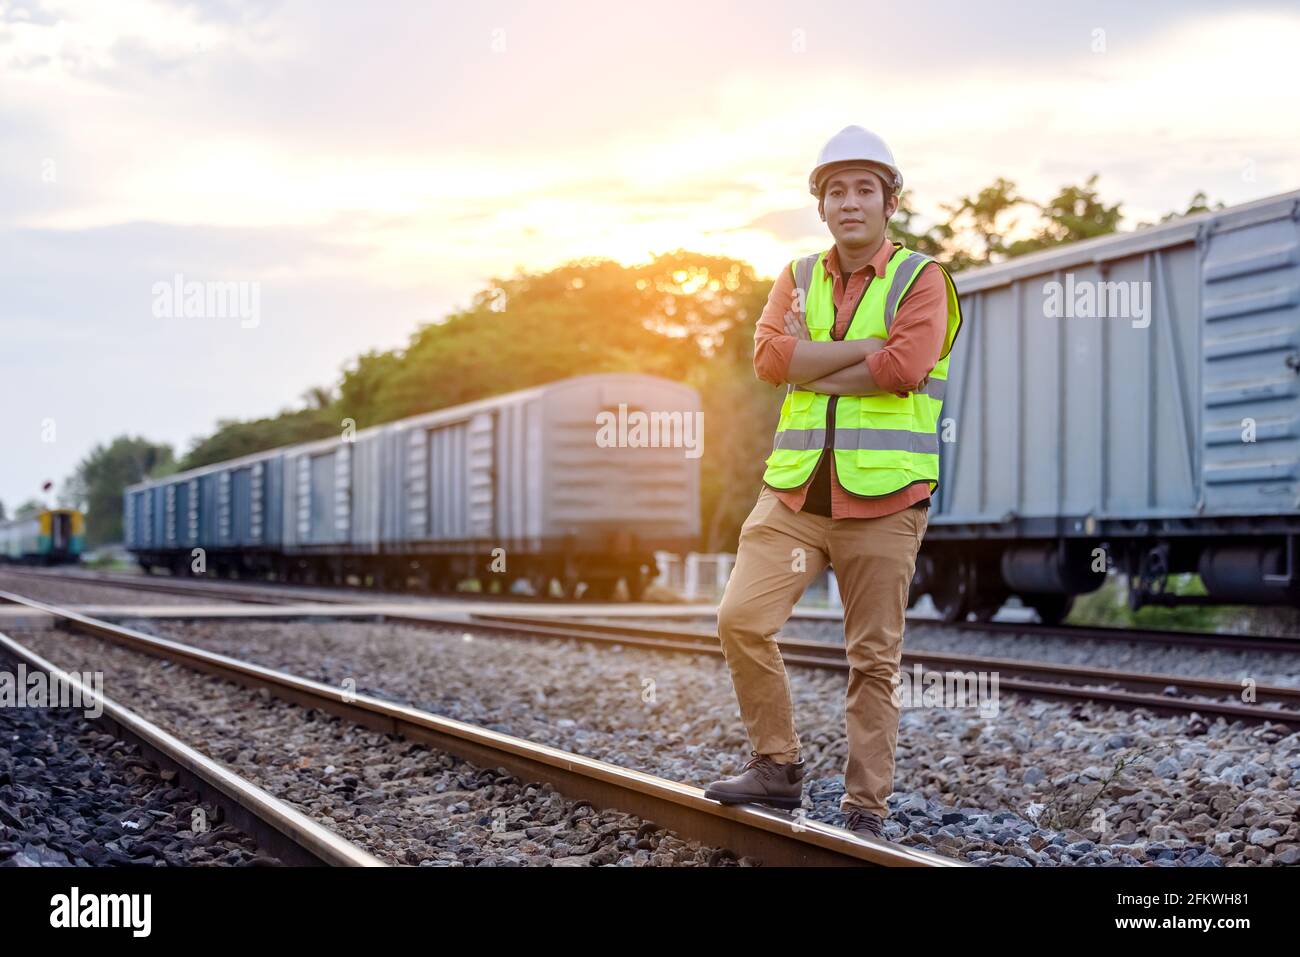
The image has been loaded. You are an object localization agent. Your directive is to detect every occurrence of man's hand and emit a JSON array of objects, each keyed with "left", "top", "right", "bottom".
[{"left": 783, "top": 309, "right": 810, "bottom": 341}]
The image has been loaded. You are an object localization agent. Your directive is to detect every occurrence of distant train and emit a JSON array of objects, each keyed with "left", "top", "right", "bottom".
[
  {"left": 124, "top": 374, "right": 701, "bottom": 599},
  {"left": 0, "top": 509, "right": 85, "bottom": 565},
  {"left": 917, "top": 188, "right": 1300, "bottom": 622}
]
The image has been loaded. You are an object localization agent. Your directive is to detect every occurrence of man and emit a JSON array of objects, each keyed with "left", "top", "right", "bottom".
[{"left": 703, "top": 126, "right": 963, "bottom": 840}]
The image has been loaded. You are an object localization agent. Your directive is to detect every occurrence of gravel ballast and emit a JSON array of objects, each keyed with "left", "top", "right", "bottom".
[
  {"left": 27, "top": 616, "right": 1300, "bottom": 867},
  {"left": 12, "top": 630, "right": 745, "bottom": 867},
  {"left": 584, "top": 613, "right": 1300, "bottom": 689},
  {"left": 0, "top": 571, "right": 228, "bottom": 608},
  {"left": 0, "top": 653, "right": 275, "bottom": 867}
]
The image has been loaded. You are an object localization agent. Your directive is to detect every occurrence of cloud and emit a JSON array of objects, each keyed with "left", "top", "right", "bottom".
[{"left": 5, "top": 0, "right": 1300, "bottom": 508}]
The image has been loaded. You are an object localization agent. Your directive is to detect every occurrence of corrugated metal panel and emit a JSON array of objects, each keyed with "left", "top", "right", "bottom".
[
  {"left": 423, "top": 412, "right": 495, "bottom": 542},
  {"left": 231, "top": 467, "right": 252, "bottom": 545},
  {"left": 153, "top": 486, "right": 167, "bottom": 547},
  {"left": 494, "top": 397, "right": 544, "bottom": 544},
  {"left": 350, "top": 433, "right": 382, "bottom": 549},
  {"left": 170, "top": 480, "right": 187, "bottom": 548},
  {"left": 1200, "top": 213, "right": 1300, "bottom": 510},
  {"left": 201, "top": 474, "right": 219, "bottom": 545},
  {"left": 405, "top": 428, "right": 428, "bottom": 539},
  {"left": 186, "top": 478, "right": 199, "bottom": 546},
  {"left": 217, "top": 470, "right": 232, "bottom": 544},
  {"left": 936, "top": 192, "right": 1300, "bottom": 524},
  {"left": 541, "top": 376, "right": 701, "bottom": 541},
  {"left": 139, "top": 487, "right": 153, "bottom": 547},
  {"left": 295, "top": 454, "right": 311, "bottom": 543},
  {"left": 309, "top": 451, "right": 336, "bottom": 544},
  {"left": 164, "top": 484, "right": 177, "bottom": 545},
  {"left": 261, "top": 457, "right": 282, "bottom": 546},
  {"left": 249, "top": 462, "right": 264, "bottom": 544},
  {"left": 377, "top": 427, "right": 403, "bottom": 545},
  {"left": 333, "top": 443, "right": 351, "bottom": 543},
  {"left": 467, "top": 412, "right": 495, "bottom": 539},
  {"left": 427, "top": 421, "right": 466, "bottom": 540}
]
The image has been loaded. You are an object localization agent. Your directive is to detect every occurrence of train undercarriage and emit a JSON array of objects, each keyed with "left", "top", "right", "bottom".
[
  {"left": 912, "top": 532, "right": 1300, "bottom": 624},
  {"left": 131, "top": 547, "right": 656, "bottom": 601}
]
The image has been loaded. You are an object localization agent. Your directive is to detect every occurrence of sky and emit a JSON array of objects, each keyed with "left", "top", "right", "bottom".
[{"left": 3, "top": 0, "right": 1300, "bottom": 510}]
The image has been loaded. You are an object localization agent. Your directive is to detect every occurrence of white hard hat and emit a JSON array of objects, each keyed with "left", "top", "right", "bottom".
[{"left": 809, "top": 125, "right": 903, "bottom": 197}]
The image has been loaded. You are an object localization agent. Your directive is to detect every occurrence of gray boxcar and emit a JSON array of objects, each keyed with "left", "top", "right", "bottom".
[
  {"left": 125, "top": 373, "right": 701, "bottom": 598},
  {"left": 915, "top": 188, "right": 1300, "bottom": 621}
]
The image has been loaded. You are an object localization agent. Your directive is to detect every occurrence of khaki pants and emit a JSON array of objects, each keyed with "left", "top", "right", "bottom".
[{"left": 716, "top": 486, "right": 927, "bottom": 816}]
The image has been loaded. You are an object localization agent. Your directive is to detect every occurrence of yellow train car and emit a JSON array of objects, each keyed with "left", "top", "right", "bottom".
[{"left": 0, "top": 508, "right": 85, "bottom": 565}]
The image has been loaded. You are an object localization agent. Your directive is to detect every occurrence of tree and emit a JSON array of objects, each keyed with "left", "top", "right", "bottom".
[
  {"left": 1134, "top": 190, "right": 1226, "bottom": 228},
  {"left": 894, "top": 175, "right": 1126, "bottom": 270},
  {"left": 1007, "top": 173, "right": 1123, "bottom": 256},
  {"left": 181, "top": 407, "right": 338, "bottom": 471},
  {"left": 938, "top": 177, "right": 1032, "bottom": 269},
  {"left": 891, "top": 190, "right": 953, "bottom": 261},
  {"left": 64, "top": 437, "right": 175, "bottom": 545},
  {"left": 0, "top": 500, "right": 6, "bottom": 522},
  {"left": 14, "top": 500, "right": 45, "bottom": 520}
]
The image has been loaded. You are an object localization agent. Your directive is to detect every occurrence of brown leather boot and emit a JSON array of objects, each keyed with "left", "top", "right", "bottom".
[
  {"left": 844, "top": 808, "right": 886, "bottom": 839},
  {"left": 703, "top": 751, "right": 805, "bottom": 810}
]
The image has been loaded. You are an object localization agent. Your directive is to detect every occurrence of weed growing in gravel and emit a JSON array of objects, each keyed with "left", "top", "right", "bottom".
[{"left": 1033, "top": 745, "right": 1169, "bottom": 833}]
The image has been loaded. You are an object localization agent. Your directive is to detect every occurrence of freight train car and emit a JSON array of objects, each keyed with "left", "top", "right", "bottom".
[
  {"left": 125, "top": 374, "right": 701, "bottom": 599},
  {"left": 916, "top": 188, "right": 1300, "bottom": 622},
  {"left": 0, "top": 509, "right": 85, "bottom": 565}
]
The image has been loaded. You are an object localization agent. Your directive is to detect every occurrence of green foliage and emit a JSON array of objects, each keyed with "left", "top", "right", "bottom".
[
  {"left": 897, "top": 173, "right": 1127, "bottom": 269},
  {"left": 181, "top": 406, "right": 340, "bottom": 471},
  {"left": 14, "top": 499, "right": 45, "bottom": 521},
  {"left": 1135, "top": 190, "right": 1227, "bottom": 228},
  {"left": 1067, "top": 573, "right": 1228, "bottom": 632},
  {"left": 1005, "top": 173, "right": 1124, "bottom": 256},
  {"left": 64, "top": 437, "right": 175, "bottom": 546}
]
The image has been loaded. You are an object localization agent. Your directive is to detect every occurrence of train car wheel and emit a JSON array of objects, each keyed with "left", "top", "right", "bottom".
[
  {"left": 582, "top": 578, "right": 616, "bottom": 601},
  {"left": 624, "top": 570, "right": 648, "bottom": 602},
  {"left": 1029, "top": 593, "right": 1074, "bottom": 626},
  {"left": 930, "top": 560, "right": 972, "bottom": 623}
]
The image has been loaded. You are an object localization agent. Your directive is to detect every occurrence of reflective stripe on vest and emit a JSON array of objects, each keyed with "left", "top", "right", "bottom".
[{"left": 761, "top": 242, "right": 963, "bottom": 499}]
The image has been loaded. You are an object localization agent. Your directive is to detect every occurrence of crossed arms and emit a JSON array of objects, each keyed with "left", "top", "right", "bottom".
[
  {"left": 781, "top": 310, "right": 895, "bottom": 395},
  {"left": 752, "top": 262, "right": 949, "bottom": 397}
]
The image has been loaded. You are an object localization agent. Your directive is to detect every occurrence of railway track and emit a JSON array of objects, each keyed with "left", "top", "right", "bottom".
[
  {"left": 0, "top": 630, "right": 383, "bottom": 867},
  {"left": 0, "top": 590, "right": 959, "bottom": 867},
  {"left": 6, "top": 569, "right": 1295, "bottom": 727},
  {"left": 10, "top": 565, "right": 1298, "bottom": 657},
  {"left": 462, "top": 613, "right": 1300, "bottom": 727},
  {"left": 0, "top": 567, "right": 356, "bottom": 606}
]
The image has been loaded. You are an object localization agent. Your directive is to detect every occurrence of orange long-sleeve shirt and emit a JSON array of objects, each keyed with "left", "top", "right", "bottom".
[{"left": 753, "top": 236, "right": 949, "bottom": 518}]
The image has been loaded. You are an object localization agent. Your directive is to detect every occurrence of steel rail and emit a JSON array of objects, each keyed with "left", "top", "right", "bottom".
[
  {"left": 463, "top": 613, "right": 1300, "bottom": 727},
  {"left": 0, "top": 629, "right": 385, "bottom": 867},
  {"left": 0, "top": 590, "right": 961, "bottom": 868}
]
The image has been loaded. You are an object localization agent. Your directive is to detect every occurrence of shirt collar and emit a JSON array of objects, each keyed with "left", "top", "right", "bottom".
[{"left": 826, "top": 236, "right": 897, "bottom": 280}]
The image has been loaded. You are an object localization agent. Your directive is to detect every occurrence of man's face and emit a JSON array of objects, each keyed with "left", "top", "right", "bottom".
[{"left": 820, "top": 166, "right": 898, "bottom": 250}]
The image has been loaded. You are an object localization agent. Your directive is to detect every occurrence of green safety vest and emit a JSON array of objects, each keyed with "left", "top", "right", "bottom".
[{"left": 762, "top": 243, "right": 963, "bottom": 498}]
